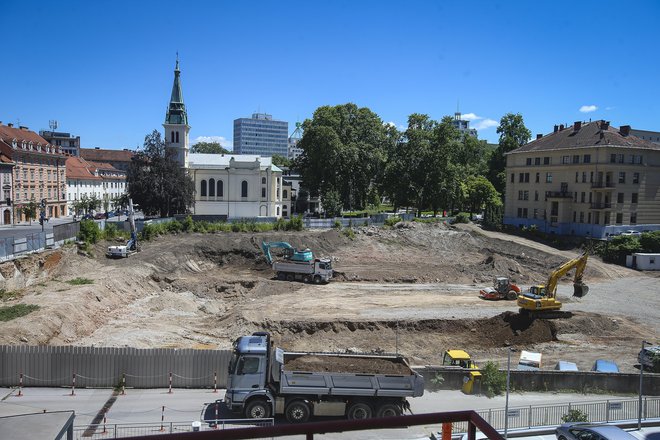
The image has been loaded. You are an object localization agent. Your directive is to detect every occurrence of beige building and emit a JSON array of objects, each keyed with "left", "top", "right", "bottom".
[
  {"left": 505, "top": 120, "right": 660, "bottom": 238},
  {"left": 0, "top": 123, "right": 67, "bottom": 222}
]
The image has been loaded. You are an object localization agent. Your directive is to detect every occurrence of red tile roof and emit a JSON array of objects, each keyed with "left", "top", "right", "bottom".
[
  {"left": 511, "top": 120, "right": 659, "bottom": 154},
  {"left": 66, "top": 157, "right": 102, "bottom": 180},
  {"left": 80, "top": 148, "right": 134, "bottom": 163},
  {"left": 0, "top": 123, "right": 66, "bottom": 156}
]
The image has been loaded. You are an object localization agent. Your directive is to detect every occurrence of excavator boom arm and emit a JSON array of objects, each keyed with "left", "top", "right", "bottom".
[{"left": 545, "top": 252, "right": 589, "bottom": 298}]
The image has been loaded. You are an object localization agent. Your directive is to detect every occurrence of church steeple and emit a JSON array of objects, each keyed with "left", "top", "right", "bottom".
[
  {"left": 163, "top": 54, "right": 190, "bottom": 168},
  {"left": 165, "top": 55, "right": 188, "bottom": 125}
]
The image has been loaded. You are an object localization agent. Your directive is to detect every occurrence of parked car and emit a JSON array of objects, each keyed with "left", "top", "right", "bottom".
[
  {"left": 81, "top": 214, "right": 93, "bottom": 220},
  {"left": 591, "top": 359, "right": 619, "bottom": 373},
  {"left": 555, "top": 423, "right": 637, "bottom": 440},
  {"left": 94, "top": 212, "right": 106, "bottom": 220},
  {"left": 621, "top": 230, "right": 642, "bottom": 237},
  {"left": 106, "top": 211, "right": 115, "bottom": 218}
]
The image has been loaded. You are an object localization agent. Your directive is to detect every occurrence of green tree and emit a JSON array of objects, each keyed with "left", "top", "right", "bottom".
[
  {"left": 271, "top": 154, "right": 291, "bottom": 168},
  {"left": 22, "top": 199, "right": 38, "bottom": 225},
  {"left": 190, "top": 141, "right": 229, "bottom": 154},
  {"left": 488, "top": 113, "right": 531, "bottom": 194},
  {"left": 296, "top": 103, "right": 387, "bottom": 212},
  {"left": 561, "top": 409, "right": 589, "bottom": 423},
  {"left": 463, "top": 175, "right": 502, "bottom": 215},
  {"left": 127, "top": 130, "right": 195, "bottom": 217},
  {"left": 321, "top": 189, "right": 342, "bottom": 217},
  {"left": 640, "top": 230, "right": 660, "bottom": 253},
  {"left": 295, "top": 189, "right": 310, "bottom": 214},
  {"left": 481, "top": 361, "right": 507, "bottom": 397}
]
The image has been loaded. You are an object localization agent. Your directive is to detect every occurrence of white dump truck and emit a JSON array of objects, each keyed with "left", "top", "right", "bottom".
[
  {"left": 221, "top": 332, "right": 424, "bottom": 423},
  {"left": 262, "top": 241, "right": 333, "bottom": 283}
]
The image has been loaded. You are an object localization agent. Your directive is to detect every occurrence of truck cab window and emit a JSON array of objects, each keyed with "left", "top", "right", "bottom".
[{"left": 237, "top": 357, "right": 260, "bottom": 375}]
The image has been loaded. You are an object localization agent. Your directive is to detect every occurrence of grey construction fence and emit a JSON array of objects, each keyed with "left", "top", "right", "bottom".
[
  {"left": 0, "top": 222, "right": 80, "bottom": 262},
  {"left": 0, "top": 345, "right": 232, "bottom": 389}
]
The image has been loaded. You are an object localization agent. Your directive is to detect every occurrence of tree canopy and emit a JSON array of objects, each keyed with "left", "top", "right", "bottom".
[
  {"left": 487, "top": 113, "right": 531, "bottom": 194},
  {"left": 190, "top": 141, "right": 230, "bottom": 154},
  {"left": 271, "top": 154, "right": 291, "bottom": 168},
  {"left": 127, "top": 130, "right": 195, "bottom": 217},
  {"left": 295, "top": 103, "right": 387, "bottom": 214}
]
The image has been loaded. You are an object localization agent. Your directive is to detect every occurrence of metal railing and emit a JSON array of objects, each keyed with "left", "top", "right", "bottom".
[{"left": 73, "top": 419, "right": 274, "bottom": 439}]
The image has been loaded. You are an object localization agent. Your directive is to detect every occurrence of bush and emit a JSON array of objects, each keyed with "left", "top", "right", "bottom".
[
  {"left": 181, "top": 215, "right": 194, "bottom": 232},
  {"left": 384, "top": 216, "right": 402, "bottom": 227},
  {"left": 343, "top": 228, "right": 355, "bottom": 240},
  {"left": 103, "top": 222, "right": 118, "bottom": 240},
  {"left": 640, "top": 230, "right": 660, "bottom": 253},
  {"left": 333, "top": 219, "right": 342, "bottom": 229},
  {"left": 454, "top": 212, "right": 470, "bottom": 224},
  {"left": 287, "top": 215, "right": 303, "bottom": 231},
  {"left": 66, "top": 277, "right": 94, "bottom": 285},
  {"left": 79, "top": 220, "right": 100, "bottom": 244},
  {"left": 561, "top": 409, "right": 589, "bottom": 423},
  {"left": 481, "top": 361, "right": 506, "bottom": 397}
]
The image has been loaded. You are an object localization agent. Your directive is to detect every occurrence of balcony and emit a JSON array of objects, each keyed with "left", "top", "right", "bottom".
[
  {"left": 545, "top": 191, "right": 573, "bottom": 199},
  {"left": 591, "top": 182, "right": 615, "bottom": 190},
  {"left": 590, "top": 202, "right": 612, "bottom": 210}
]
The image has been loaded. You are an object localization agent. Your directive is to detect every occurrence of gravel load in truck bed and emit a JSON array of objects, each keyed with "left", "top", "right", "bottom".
[{"left": 284, "top": 354, "right": 413, "bottom": 375}]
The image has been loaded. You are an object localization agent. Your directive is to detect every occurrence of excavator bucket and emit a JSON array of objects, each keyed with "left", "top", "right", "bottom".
[{"left": 573, "top": 283, "right": 589, "bottom": 298}]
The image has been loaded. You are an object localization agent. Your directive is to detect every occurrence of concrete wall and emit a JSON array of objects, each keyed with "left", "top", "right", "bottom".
[{"left": 420, "top": 367, "right": 660, "bottom": 395}]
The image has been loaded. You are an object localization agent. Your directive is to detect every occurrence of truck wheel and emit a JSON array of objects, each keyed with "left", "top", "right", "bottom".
[
  {"left": 277, "top": 272, "right": 286, "bottom": 281},
  {"left": 347, "top": 401, "right": 373, "bottom": 419},
  {"left": 303, "top": 275, "right": 312, "bottom": 283},
  {"left": 285, "top": 400, "right": 311, "bottom": 423},
  {"left": 507, "top": 290, "right": 517, "bottom": 300},
  {"left": 313, "top": 275, "right": 322, "bottom": 284},
  {"left": 286, "top": 273, "right": 295, "bottom": 282},
  {"left": 245, "top": 399, "right": 271, "bottom": 419},
  {"left": 376, "top": 402, "right": 402, "bottom": 418}
]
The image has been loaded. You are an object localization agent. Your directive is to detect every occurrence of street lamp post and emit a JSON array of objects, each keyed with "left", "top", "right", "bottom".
[
  {"left": 638, "top": 340, "right": 652, "bottom": 430},
  {"left": 504, "top": 347, "right": 516, "bottom": 439}
]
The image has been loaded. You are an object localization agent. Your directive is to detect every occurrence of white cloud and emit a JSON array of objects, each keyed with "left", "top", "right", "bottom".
[
  {"left": 473, "top": 119, "right": 498, "bottom": 130},
  {"left": 193, "top": 135, "right": 231, "bottom": 148},
  {"left": 460, "top": 113, "right": 481, "bottom": 121},
  {"left": 579, "top": 105, "right": 598, "bottom": 113},
  {"left": 605, "top": 106, "right": 615, "bottom": 111}
]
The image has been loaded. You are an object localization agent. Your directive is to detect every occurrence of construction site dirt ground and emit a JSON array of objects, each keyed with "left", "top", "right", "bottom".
[{"left": 0, "top": 221, "right": 657, "bottom": 373}]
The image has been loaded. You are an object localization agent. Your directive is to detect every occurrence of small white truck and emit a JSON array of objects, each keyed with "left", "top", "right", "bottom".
[{"left": 220, "top": 332, "right": 424, "bottom": 423}]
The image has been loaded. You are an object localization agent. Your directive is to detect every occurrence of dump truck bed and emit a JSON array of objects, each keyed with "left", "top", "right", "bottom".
[
  {"left": 279, "top": 353, "right": 424, "bottom": 398},
  {"left": 273, "top": 260, "right": 315, "bottom": 274}
]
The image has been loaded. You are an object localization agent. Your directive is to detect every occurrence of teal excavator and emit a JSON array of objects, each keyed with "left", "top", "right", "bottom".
[{"left": 261, "top": 242, "right": 313, "bottom": 264}]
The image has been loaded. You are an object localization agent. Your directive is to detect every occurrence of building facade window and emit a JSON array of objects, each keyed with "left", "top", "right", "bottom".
[
  {"left": 526, "top": 158, "right": 532, "bottom": 166},
  {"left": 562, "top": 156, "right": 570, "bottom": 164},
  {"left": 632, "top": 193, "right": 638, "bottom": 204},
  {"left": 572, "top": 155, "right": 580, "bottom": 164},
  {"left": 510, "top": 173, "right": 514, "bottom": 183},
  {"left": 534, "top": 157, "right": 541, "bottom": 165},
  {"left": 200, "top": 180, "right": 207, "bottom": 197},
  {"left": 546, "top": 172, "right": 552, "bottom": 183},
  {"left": 209, "top": 178, "right": 215, "bottom": 197},
  {"left": 543, "top": 157, "right": 550, "bottom": 165},
  {"left": 261, "top": 187, "right": 266, "bottom": 198},
  {"left": 583, "top": 154, "right": 591, "bottom": 163},
  {"left": 241, "top": 181, "right": 248, "bottom": 197},
  {"left": 217, "top": 180, "right": 223, "bottom": 197},
  {"left": 616, "top": 213, "right": 623, "bottom": 224},
  {"left": 617, "top": 193, "right": 624, "bottom": 204},
  {"left": 535, "top": 173, "right": 540, "bottom": 183},
  {"left": 633, "top": 173, "right": 640, "bottom": 184},
  {"left": 630, "top": 213, "right": 637, "bottom": 224},
  {"left": 618, "top": 172, "right": 626, "bottom": 184},
  {"left": 582, "top": 172, "right": 587, "bottom": 183}
]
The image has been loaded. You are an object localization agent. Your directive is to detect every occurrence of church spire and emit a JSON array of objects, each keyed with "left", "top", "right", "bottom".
[{"left": 165, "top": 55, "right": 188, "bottom": 125}]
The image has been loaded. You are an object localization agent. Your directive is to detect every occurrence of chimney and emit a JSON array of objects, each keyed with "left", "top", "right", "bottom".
[
  {"left": 554, "top": 125, "right": 559, "bottom": 133},
  {"left": 536, "top": 134, "right": 543, "bottom": 140},
  {"left": 19, "top": 126, "right": 28, "bottom": 131},
  {"left": 573, "top": 121, "right": 582, "bottom": 131},
  {"left": 559, "top": 124, "right": 565, "bottom": 130},
  {"left": 95, "top": 147, "right": 100, "bottom": 149},
  {"left": 620, "top": 125, "right": 631, "bottom": 136},
  {"left": 7, "top": 123, "right": 13, "bottom": 128},
  {"left": 600, "top": 121, "right": 610, "bottom": 130}
]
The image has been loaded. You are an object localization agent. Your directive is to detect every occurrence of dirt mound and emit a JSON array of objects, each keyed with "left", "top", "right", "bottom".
[{"left": 285, "top": 354, "right": 413, "bottom": 375}]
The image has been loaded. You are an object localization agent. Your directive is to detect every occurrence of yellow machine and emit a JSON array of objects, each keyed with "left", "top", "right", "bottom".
[
  {"left": 442, "top": 350, "right": 481, "bottom": 394},
  {"left": 517, "top": 252, "right": 589, "bottom": 317}
]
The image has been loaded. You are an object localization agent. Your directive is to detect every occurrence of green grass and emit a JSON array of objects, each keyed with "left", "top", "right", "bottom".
[
  {"left": 66, "top": 277, "right": 94, "bottom": 285},
  {"left": 0, "top": 304, "right": 40, "bottom": 322},
  {"left": 0, "top": 289, "right": 18, "bottom": 301}
]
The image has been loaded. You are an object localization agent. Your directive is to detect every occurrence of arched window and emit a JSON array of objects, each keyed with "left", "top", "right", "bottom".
[
  {"left": 176, "top": 131, "right": 179, "bottom": 143},
  {"left": 171, "top": 131, "right": 175, "bottom": 143},
  {"left": 241, "top": 181, "right": 248, "bottom": 198},
  {"left": 261, "top": 177, "right": 266, "bottom": 184},
  {"left": 200, "top": 180, "right": 207, "bottom": 197},
  {"left": 217, "top": 180, "right": 223, "bottom": 197},
  {"left": 277, "top": 206, "right": 280, "bottom": 216},
  {"left": 209, "top": 178, "right": 215, "bottom": 197}
]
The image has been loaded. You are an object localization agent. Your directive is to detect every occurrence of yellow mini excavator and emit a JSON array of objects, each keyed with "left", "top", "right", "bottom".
[{"left": 517, "top": 252, "right": 589, "bottom": 318}]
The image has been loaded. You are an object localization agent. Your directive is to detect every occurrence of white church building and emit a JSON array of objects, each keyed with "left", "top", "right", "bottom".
[{"left": 162, "top": 59, "right": 283, "bottom": 219}]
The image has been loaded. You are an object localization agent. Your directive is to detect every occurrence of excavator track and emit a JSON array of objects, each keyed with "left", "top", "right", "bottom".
[{"left": 518, "top": 309, "right": 574, "bottom": 320}]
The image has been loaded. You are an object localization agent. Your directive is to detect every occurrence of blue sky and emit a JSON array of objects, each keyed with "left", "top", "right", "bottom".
[{"left": 4, "top": 0, "right": 660, "bottom": 150}]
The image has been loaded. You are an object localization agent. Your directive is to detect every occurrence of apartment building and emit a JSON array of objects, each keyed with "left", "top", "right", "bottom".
[
  {"left": 0, "top": 123, "right": 67, "bottom": 222},
  {"left": 66, "top": 157, "right": 127, "bottom": 215},
  {"left": 504, "top": 120, "right": 660, "bottom": 238}
]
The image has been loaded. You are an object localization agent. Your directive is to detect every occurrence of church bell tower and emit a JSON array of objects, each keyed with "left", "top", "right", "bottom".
[{"left": 163, "top": 55, "right": 190, "bottom": 168}]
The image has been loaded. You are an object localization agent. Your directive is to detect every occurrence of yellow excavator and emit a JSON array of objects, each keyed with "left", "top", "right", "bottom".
[{"left": 517, "top": 252, "right": 589, "bottom": 318}]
